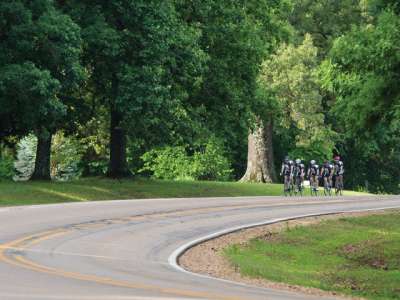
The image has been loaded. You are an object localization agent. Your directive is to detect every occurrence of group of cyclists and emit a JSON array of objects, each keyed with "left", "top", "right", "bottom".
[{"left": 280, "top": 155, "right": 344, "bottom": 196}]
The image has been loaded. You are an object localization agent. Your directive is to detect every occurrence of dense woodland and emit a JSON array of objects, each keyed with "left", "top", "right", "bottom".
[{"left": 0, "top": 0, "right": 399, "bottom": 193}]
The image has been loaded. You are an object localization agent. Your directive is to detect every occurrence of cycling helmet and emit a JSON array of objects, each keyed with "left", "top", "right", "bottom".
[
  {"left": 284, "top": 156, "right": 289, "bottom": 163},
  {"left": 295, "top": 159, "right": 301, "bottom": 164},
  {"left": 310, "top": 160, "right": 316, "bottom": 165}
]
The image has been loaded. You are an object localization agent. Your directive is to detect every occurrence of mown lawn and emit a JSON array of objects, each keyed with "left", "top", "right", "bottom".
[
  {"left": 224, "top": 211, "right": 400, "bottom": 300},
  {"left": 0, "top": 177, "right": 369, "bottom": 207}
]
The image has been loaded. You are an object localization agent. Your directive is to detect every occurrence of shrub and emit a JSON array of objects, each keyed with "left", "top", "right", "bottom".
[
  {"left": 14, "top": 135, "right": 37, "bottom": 180},
  {"left": 140, "top": 139, "right": 232, "bottom": 181},
  {"left": 14, "top": 132, "right": 83, "bottom": 181},
  {"left": 51, "top": 132, "right": 83, "bottom": 180},
  {"left": 0, "top": 154, "right": 15, "bottom": 180},
  {"left": 140, "top": 146, "right": 192, "bottom": 180},
  {"left": 191, "top": 139, "right": 232, "bottom": 180}
]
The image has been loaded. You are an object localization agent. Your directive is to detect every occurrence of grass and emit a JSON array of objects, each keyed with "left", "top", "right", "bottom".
[
  {"left": 0, "top": 177, "right": 369, "bottom": 207},
  {"left": 224, "top": 211, "right": 400, "bottom": 300}
]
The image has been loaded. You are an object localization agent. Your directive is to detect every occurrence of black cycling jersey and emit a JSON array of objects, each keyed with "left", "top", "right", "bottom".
[
  {"left": 294, "top": 163, "right": 305, "bottom": 177},
  {"left": 309, "top": 164, "right": 319, "bottom": 176},
  {"left": 282, "top": 162, "right": 291, "bottom": 176},
  {"left": 322, "top": 163, "right": 333, "bottom": 177},
  {"left": 334, "top": 161, "right": 344, "bottom": 176}
]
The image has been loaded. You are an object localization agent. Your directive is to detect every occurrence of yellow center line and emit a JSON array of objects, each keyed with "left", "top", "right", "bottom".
[
  {"left": 0, "top": 228, "right": 247, "bottom": 299},
  {"left": 0, "top": 199, "right": 355, "bottom": 300}
]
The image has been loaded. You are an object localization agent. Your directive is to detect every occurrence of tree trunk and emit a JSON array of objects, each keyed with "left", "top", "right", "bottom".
[
  {"left": 240, "top": 117, "right": 276, "bottom": 183},
  {"left": 107, "top": 109, "right": 131, "bottom": 178},
  {"left": 31, "top": 130, "right": 52, "bottom": 180}
]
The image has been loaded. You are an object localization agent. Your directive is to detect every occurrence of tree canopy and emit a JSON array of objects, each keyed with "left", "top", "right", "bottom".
[{"left": 0, "top": 0, "right": 398, "bottom": 193}]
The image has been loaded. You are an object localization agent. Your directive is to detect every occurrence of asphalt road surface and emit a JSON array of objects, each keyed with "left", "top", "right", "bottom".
[{"left": 0, "top": 195, "right": 399, "bottom": 300}]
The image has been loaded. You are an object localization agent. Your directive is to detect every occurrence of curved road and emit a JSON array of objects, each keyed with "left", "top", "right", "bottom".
[{"left": 0, "top": 195, "right": 399, "bottom": 300}]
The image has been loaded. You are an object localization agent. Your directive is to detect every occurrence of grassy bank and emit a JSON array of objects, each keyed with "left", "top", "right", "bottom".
[
  {"left": 225, "top": 211, "right": 400, "bottom": 300},
  {"left": 0, "top": 177, "right": 369, "bottom": 207}
]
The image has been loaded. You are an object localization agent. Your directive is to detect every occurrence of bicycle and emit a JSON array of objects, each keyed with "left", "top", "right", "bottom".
[
  {"left": 309, "top": 175, "right": 319, "bottom": 196},
  {"left": 283, "top": 175, "right": 294, "bottom": 196},
  {"left": 323, "top": 176, "right": 332, "bottom": 196},
  {"left": 294, "top": 176, "right": 304, "bottom": 196},
  {"left": 335, "top": 175, "right": 344, "bottom": 196}
]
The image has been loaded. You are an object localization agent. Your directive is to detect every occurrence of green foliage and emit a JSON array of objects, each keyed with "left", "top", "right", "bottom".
[
  {"left": 76, "top": 111, "right": 110, "bottom": 176},
  {"left": 140, "top": 139, "right": 232, "bottom": 181},
  {"left": 0, "top": 154, "right": 15, "bottom": 180},
  {"left": 0, "top": 0, "right": 397, "bottom": 191},
  {"left": 14, "top": 135, "right": 37, "bottom": 181},
  {"left": 289, "top": 0, "right": 365, "bottom": 55},
  {"left": 0, "top": 63, "right": 62, "bottom": 136},
  {"left": 176, "top": 0, "right": 291, "bottom": 177},
  {"left": 60, "top": 0, "right": 206, "bottom": 139},
  {"left": 260, "top": 35, "right": 336, "bottom": 163},
  {"left": 141, "top": 146, "right": 191, "bottom": 180},
  {"left": 51, "top": 133, "right": 83, "bottom": 180},
  {"left": 0, "top": 0, "right": 85, "bottom": 137},
  {"left": 191, "top": 140, "right": 232, "bottom": 181},
  {"left": 321, "top": 10, "right": 400, "bottom": 193},
  {"left": 13, "top": 133, "right": 84, "bottom": 181}
]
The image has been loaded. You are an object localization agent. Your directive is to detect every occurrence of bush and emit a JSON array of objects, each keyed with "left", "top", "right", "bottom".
[
  {"left": 14, "top": 132, "right": 83, "bottom": 181},
  {"left": 191, "top": 140, "right": 232, "bottom": 180},
  {"left": 140, "top": 146, "right": 192, "bottom": 180},
  {"left": 0, "top": 155, "right": 15, "bottom": 180},
  {"left": 14, "top": 135, "right": 37, "bottom": 180},
  {"left": 140, "top": 139, "right": 232, "bottom": 181},
  {"left": 51, "top": 132, "right": 83, "bottom": 180}
]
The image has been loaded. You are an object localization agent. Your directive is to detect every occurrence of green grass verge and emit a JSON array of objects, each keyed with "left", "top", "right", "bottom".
[
  {"left": 224, "top": 211, "right": 400, "bottom": 300},
  {"left": 0, "top": 177, "right": 369, "bottom": 207}
]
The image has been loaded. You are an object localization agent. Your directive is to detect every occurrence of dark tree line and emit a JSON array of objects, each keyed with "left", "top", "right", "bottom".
[{"left": 0, "top": 0, "right": 398, "bottom": 193}]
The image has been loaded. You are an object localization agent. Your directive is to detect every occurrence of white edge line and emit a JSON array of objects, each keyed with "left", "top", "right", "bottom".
[{"left": 168, "top": 205, "right": 400, "bottom": 291}]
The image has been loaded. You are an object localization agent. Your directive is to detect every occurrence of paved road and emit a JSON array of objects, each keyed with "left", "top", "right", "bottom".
[{"left": 0, "top": 195, "right": 399, "bottom": 300}]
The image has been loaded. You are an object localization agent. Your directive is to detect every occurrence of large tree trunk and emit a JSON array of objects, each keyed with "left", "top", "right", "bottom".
[
  {"left": 31, "top": 130, "right": 52, "bottom": 180},
  {"left": 107, "top": 109, "right": 131, "bottom": 178},
  {"left": 240, "top": 117, "right": 276, "bottom": 183}
]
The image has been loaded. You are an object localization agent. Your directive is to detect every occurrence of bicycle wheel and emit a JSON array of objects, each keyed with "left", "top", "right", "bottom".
[
  {"left": 324, "top": 183, "right": 330, "bottom": 196},
  {"left": 338, "top": 183, "right": 343, "bottom": 196},
  {"left": 289, "top": 183, "right": 295, "bottom": 196}
]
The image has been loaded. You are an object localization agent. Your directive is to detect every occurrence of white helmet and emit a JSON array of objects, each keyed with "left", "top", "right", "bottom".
[
  {"left": 310, "top": 160, "right": 316, "bottom": 165},
  {"left": 295, "top": 159, "right": 301, "bottom": 164}
]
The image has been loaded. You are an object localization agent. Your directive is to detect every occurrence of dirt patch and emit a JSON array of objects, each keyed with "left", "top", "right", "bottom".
[
  {"left": 340, "top": 239, "right": 389, "bottom": 271},
  {"left": 179, "top": 210, "right": 397, "bottom": 299}
]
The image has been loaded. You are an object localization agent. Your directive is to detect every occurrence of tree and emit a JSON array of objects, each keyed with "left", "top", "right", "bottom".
[
  {"left": 252, "top": 35, "right": 335, "bottom": 181},
  {"left": 59, "top": 0, "right": 205, "bottom": 178},
  {"left": 321, "top": 10, "right": 400, "bottom": 192},
  {"left": 0, "top": 0, "right": 85, "bottom": 180},
  {"left": 289, "top": 0, "right": 365, "bottom": 56},
  {"left": 176, "top": 0, "right": 291, "bottom": 180}
]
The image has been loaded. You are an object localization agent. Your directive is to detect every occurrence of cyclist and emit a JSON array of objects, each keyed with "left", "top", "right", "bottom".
[
  {"left": 280, "top": 156, "right": 294, "bottom": 195},
  {"left": 293, "top": 159, "right": 305, "bottom": 195},
  {"left": 320, "top": 160, "right": 334, "bottom": 195},
  {"left": 333, "top": 156, "right": 344, "bottom": 195},
  {"left": 307, "top": 160, "right": 319, "bottom": 195}
]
